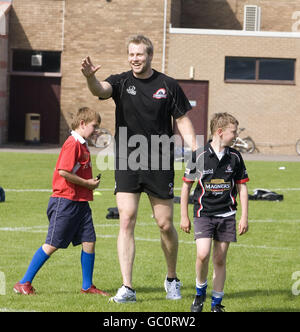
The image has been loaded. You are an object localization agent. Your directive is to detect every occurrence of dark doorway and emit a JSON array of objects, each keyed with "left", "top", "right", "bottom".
[
  {"left": 8, "top": 75, "right": 61, "bottom": 144},
  {"left": 174, "top": 80, "right": 209, "bottom": 144}
]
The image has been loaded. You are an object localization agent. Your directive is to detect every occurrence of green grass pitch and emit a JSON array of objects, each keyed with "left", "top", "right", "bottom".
[{"left": 0, "top": 151, "right": 300, "bottom": 312}]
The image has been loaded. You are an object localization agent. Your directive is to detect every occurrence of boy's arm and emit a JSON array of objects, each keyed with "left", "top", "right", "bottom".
[
  {"left": 58, "top": 170, "right": 100, "bottom": 190},
  {"left": 237, "top": 183, "right": 249, "bottom": 235},
  {"left": 180, "top": 180, "right": 193, "bottom": 234}
]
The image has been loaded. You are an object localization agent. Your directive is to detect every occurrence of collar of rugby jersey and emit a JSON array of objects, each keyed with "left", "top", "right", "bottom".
[
  {"left": 71, "top": 130, "right": 87, "bottom": 145},
  {"left": 207, "top": 142, "right": 230, "bottom": 159}
]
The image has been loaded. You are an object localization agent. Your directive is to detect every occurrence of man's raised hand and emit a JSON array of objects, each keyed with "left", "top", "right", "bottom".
[{"left": 81, "top": 56, "right": 101, "bottom": 78}]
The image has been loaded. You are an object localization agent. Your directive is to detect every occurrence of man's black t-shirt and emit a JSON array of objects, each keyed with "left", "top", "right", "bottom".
[{"left": 103, "top": 70, "right": 192, "bottom": 170}]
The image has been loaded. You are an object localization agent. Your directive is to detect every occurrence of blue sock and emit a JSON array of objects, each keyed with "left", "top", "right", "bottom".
[
  {"left": 20, "top": 246, "right": 50, "bottom": 284},
  {"left": 81, "top": 250, "right": 95, "bottom": 290},
  {"left": 196, "top": 279, "right": 207, "bottom": 296},
  {"left": 211, "top": 290, "right": 224, "bottom": 308}
]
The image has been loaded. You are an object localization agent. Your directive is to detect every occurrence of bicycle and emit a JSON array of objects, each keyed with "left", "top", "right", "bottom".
[
  {"left": 296, "top": 139, "right": 300, "bottom": 155},
  {"left": 231, "top": 128, "right": 256, "bottom": 154}
]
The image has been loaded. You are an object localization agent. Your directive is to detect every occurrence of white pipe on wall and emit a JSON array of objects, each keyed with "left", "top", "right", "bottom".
[{"left": 162, "top": 0, "right": 168, "bottom": 73}]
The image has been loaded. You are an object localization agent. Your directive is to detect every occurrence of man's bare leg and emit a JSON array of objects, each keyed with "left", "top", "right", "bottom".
[
  {"left": 116, "top": 192, "right": 141, "bottom": 289},
  {"left": 149, "top": 196, "right": 178, "bottom": 279}
]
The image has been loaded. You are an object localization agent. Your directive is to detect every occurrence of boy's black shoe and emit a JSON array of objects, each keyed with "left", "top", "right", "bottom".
[
  {"left": 211, "top": 304, "right": 225, "bottom": 312},
  {"left": 191, "top": 294, "right": 206, "bottom": 312}
]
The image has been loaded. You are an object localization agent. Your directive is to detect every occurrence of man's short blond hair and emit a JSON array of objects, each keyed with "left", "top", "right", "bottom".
[
  {"left": 210, "top": 112, "right": 239, "bottom": 136},
  {"left": 71, "top": 107, "right": 101, "bottom": 130},
  {"left": 127, "top": 34, "right": 154, "bottom": 56}
]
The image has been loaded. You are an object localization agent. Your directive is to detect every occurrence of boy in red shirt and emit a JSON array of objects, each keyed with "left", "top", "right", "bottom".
[{"left": 14, "top": 107, "right": 109, "bottom": 296}]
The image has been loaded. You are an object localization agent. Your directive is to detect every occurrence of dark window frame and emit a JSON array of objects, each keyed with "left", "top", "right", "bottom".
[
  {"left": 10, "top": 49, "right": 62, "bottom": 77},
  {"left": 225, "top": 56, "right": 296, "bottom": 85}
]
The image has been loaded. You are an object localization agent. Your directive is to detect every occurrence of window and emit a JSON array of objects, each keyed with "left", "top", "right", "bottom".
[
  {"left": 225, "top": 57, "right": 295, "bottom": 84},
  {"left": 12, "top": 50, "right": 61, "bottom": 73},
  {"left": 258, "top": 59, "right": 294, "bottom": 81}
]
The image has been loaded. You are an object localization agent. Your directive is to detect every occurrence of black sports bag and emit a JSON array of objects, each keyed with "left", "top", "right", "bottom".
[
  {"left": 248, "top": 189, "right": 283, "bottom": 201},
  {"left": 0, "top": 187, "right": 5, "bottom": 202}
]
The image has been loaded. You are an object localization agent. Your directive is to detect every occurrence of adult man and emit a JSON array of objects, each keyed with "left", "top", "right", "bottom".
[{"left": 81, "top": 35, "right": 197, "bottom": 303}]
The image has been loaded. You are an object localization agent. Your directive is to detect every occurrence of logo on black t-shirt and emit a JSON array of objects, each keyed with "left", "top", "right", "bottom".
[
  {"left": 204, "top": 179, "right": 231, "bottom": 195},
  {"left": 153, "top": 88, "right": 167, "bottom": 99},
  {"left": 127, "top": 86, "right": 137, "bottom": 95}
]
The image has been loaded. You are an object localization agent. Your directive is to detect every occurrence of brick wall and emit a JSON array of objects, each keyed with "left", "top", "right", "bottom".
[
  {"left": 8, "top": 0, "right": 300, "bottom": 154},
  {"left": 172, "top": 0, "right": 300, "bottom": 32},
  {"left": 9, "top": 0, "right": 64, "bottom": 50},
  {"left": 167, "top": 32, "right": 300, "bottom": 155},
  {"left": 60, "top": 0, "right": 169, "bottom": 142},
  {"left": 9, "top": 0, "right": 170, "bottom": 143},
  {"left": 0, "top": 1, "right": 11, "bottom": 144}
]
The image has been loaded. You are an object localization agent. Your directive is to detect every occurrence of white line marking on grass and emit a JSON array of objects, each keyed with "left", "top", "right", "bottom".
[
  {"left": 0, "top": 226, "right": 48, "bottom": 232},
  {"left": 174, "top": 188, "right": 300, "bottom": 191},
  {"left": 5, "top": 188, "right": 114, "bottom": 192},
  {"left": 5, "top": 187, "right": 300, "bottom": 192},
  {"left": 0, "top": 225, "right": 296, "bottom": 251},
  {"left": 96, "top": 234, "right": 295, "bottom": 251},
  {"left": 99, "top": 219, "right": 300, "bottom": 225},
  {"left": 229, "top": 243, "right": 293, "bottom": 251},
  {"left": 3, "top": 219, "right": 299, "bottom": 234},
  {"left": 0, "top": 223, "right": 156, "bottom": 232},
  {"left": 249, "top": 219, "right": 300, "bottom": 223},
  {"left": 5, "top": 189, "right": 52, "bottom": 192},
  {"left": 94, "top": 222, "right": 155, "bottom": 227},
  {"left": 270, "top": 188, "right": 300, "bottom": 191},
  {"left": 0, "top": 308, "right": 36, "bottom": 312}
]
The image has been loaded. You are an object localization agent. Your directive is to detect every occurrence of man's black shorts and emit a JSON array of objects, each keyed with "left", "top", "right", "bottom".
[{"left": 115, "top": 169, "right": 174, "bottom": 199}]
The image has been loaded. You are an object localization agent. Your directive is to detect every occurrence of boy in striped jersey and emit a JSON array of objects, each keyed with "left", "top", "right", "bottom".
[{"left": 180, "top": 113, "right": 249, "bottom": 312}]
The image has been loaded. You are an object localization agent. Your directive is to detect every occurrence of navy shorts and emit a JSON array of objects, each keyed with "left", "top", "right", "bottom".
[{"left": 45, "top": 197, "right": 96, "bottom": 249}]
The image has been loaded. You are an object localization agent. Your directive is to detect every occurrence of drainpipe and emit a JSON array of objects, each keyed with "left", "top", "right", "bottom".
[
  {"left": 162, "top": 0, "right": 167, "bottom": 73},
  {"left": 61, "top": 0, "right": 65, "bottom": 51}
]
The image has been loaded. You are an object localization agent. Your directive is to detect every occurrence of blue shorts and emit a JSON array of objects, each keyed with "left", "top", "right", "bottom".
[{"left": 45, "top": 197, "right": 96, "bottom": 249}]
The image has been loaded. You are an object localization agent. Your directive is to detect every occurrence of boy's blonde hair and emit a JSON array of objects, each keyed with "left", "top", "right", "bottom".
[
  {"left": 127, "top": 34, "right": 154, "bottom": 56},
  {"left": 210, "top": 112, "right": 239, "bottom": 136},
  {"left": 71, "top": 107, "right": 101, "bottom": 130}
]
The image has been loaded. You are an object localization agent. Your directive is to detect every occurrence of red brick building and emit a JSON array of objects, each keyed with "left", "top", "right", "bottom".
[
  {"left": 0, "top": 1, "right": 11, "bottom": 145},
  {"left": 1, "top": 0, "right": 300, "bottom": 154}
]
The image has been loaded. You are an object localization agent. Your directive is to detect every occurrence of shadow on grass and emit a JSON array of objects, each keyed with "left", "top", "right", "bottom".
[{"left": 170, "top": 285, "right": 300, "bottom": 312}]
